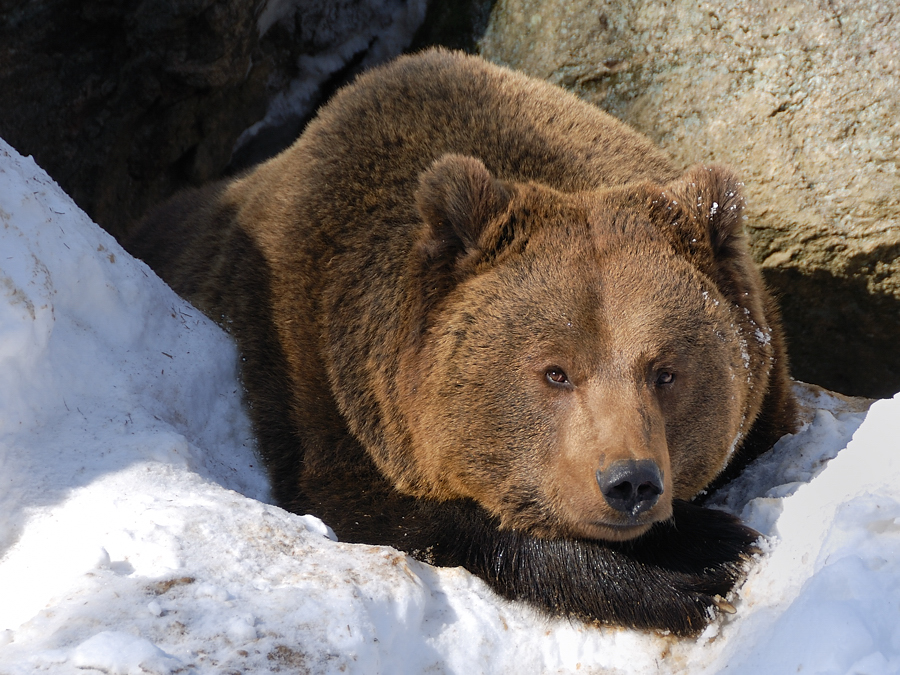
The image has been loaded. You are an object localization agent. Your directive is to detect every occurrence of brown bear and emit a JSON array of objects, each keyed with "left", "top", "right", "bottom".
[{"left": 125, "top": 48, "right": 797, "bottom": 635}]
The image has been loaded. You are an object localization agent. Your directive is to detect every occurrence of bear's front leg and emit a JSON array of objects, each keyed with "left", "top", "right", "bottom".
[
  {"left": 422, "top": 498, "right": 759, "bottom": 636},
  {"left": 300, "top": 452, "right": 758, "bottom": 636}
]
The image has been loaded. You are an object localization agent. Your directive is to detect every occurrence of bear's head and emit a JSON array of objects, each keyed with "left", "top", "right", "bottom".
[{"left": 396, "top": 154, "right": 775, "bottom": 542}]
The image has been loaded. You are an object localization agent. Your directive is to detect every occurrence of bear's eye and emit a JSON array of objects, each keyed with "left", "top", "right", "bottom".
[
  {"left": 655, "top": 370, "right": 676, "bottom": 387},
  {"left": 545, "top": 367, "right": 571, "bottom": 387}
]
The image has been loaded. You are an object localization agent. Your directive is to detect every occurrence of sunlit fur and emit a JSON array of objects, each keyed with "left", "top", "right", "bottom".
[{"left": 125, "top": 49, "right": 797, "bottom": 635}]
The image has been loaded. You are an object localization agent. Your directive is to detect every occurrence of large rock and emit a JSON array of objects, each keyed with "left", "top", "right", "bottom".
[
  {"left": 409, "top": 0, "right": 497, "bottom": 53},
  {"left": 229, "top": 0, "right": 431, "bottom": 172},
  {"left": 0, "top": 0, "right": 265, "bottom": 239},
  {"left": 0, "top": 0, "right": 430, "bottom": 239},
  {"left": 481, "top": 0, "right": 900, "bottom": 398}
]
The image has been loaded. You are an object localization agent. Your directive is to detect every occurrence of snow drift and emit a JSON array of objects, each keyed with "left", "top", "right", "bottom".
[{"left": 0, "top": 138, "right": 898, "bottom": 674}]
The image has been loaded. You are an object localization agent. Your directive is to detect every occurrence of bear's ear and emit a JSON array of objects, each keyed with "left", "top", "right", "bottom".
[
  {"left": 651, "top": 165, "right": 753, "bottom": 301},
  {"left": 415, "top": 154, "right": 514, "bottom": 272},
  {"left": 408, "top": 155, "right": 516, "bottom": 330}
]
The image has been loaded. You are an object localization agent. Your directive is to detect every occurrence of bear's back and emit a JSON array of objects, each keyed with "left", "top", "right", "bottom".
[
  {"left": 279, "top": 48, "right": 677, "bottom": 239},
  {"left": 231, "top": 49, "right": 681, "bottom": 321}
]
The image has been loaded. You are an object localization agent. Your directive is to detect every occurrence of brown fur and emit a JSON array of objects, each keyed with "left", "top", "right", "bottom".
[{"left": 125, "top": 49, "right": 797, "bottom": 633}]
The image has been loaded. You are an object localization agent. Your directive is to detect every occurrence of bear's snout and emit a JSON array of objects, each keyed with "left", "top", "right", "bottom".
[{"left": 596, "top": 459, "right": 663, "bottom": 517}]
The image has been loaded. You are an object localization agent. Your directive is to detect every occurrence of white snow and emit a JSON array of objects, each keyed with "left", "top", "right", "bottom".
[{"left": 1, "top": 137, "right": 899, "bottom": 674}]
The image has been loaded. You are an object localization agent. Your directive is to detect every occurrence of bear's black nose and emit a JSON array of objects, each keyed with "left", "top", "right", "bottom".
[{"left": 596, "top": 459, "right": 663, "bottom": 516}]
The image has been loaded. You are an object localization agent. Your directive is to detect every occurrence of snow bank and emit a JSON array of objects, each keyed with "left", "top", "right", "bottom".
[{"left": 0, "top": 137, "right": 898, "bottom": 674}]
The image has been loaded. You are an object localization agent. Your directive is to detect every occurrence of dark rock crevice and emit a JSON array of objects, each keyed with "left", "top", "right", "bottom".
[{"left": 0, "top": 0, "right": 496, "bottom": 239}]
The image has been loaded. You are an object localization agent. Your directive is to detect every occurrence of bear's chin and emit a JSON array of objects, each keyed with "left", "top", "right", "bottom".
[
  {"left": 567, "top": 520, "right": 657, "bottom": 543},
  {"left": 588, "top": 521, "right": 656, "bottom": 542},
  {"left": 528, "top": 505, "right": 673, "bottom": 543}
]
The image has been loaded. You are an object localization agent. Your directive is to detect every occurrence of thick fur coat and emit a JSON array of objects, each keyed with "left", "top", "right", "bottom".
[{"left": 125, "top": 49, "right": 797, "bottom": 635}]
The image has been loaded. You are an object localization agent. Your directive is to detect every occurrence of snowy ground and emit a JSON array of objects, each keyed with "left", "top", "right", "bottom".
[{"left": 0, "top": 137, "right": 898, "bottom": 674}]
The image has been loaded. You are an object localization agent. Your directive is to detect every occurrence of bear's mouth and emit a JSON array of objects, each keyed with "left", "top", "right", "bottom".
[
  {"left": 579, "top": 496, "right": 676, "bottom": 540},
  {"left": 578, "top": 519, "right": 657, "bottom": 542}
]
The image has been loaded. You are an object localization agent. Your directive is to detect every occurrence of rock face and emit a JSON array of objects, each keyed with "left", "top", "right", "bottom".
[
  {"left": 0, "top": 0, "right": 431, "bottom": 239},
  {"left": 481, "top": 0, "right": 900, "bottom": 398},
  {"left": 228, "top": 0, "right": 431, "bottom": 173},
  {"left": 0, "top": 0, "right": 266, "bottom": 239},
  {"left": 409, "top": 0, "right": 496, "bottom": 53}
]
